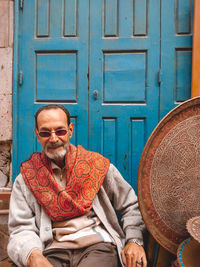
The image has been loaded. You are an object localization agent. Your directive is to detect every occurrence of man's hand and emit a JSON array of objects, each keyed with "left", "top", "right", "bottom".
[
  {"left": 27, "top": 249, "right": 53, "bottom": 267},
  {"left": 121, "top": 242, "right": 147, "bottom": 267}
]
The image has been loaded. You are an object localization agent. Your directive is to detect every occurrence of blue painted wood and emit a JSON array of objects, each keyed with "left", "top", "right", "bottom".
[
  {"left": 118, "top": 0, "right": 133, "bottom": 37},
  {"left": 131, "top": 119, "right": 145, "bottom": 191},
  {"left": 50, "top": 0, "right": 63, "bottom": 38},
  {"left": 177, "top": 0, "right": 191, "bottom": 34},
  {"left": 36, "top": 53, "right": 77, "bottom": 101},
  {"left": 37, "top": 0, "right": 49, "bottom": 37},
  {"left": 103, "top": 52, "right": 146, "bottom": 102},
  {"left": 160, "top": 0, "right": 193, "bottom": 119},
  {"left": 176, "top": 50, "right": 192, "bottom": 102},
  {"left": 13, "top": 0, "right": 89, "bottom": 179},
  {"left": 102, "top": 118, "right": 117, "bottom": 166},
  {"left": 134, "top": 0, "right": 147, "bottom": 35},
  {"left": 89, "top": 0, "right": 160, "bottom": 188},
  {"left": 104, "top": 0, "right": 118, "bottom": 37},
  {"left": 64, "top": 0, "right": 77, "bottom": 36}
]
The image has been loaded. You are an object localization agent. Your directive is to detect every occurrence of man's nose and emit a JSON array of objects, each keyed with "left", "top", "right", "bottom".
[{"left": 48, "top": 132, "right": 58, "bottom": 142}]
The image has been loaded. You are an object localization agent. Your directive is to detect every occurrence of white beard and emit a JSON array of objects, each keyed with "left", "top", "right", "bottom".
[{"left": 44, "top": 143, "right": 69, "bottom": 160}]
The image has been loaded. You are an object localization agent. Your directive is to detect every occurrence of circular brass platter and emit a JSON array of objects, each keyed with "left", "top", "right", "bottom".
[{"left": 137, "top": 96, "right": 200, "bottom": 255}]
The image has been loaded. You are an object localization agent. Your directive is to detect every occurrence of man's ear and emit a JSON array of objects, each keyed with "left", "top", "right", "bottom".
[
  {"left": 35, "top": 127, "right": 40, "bottom": 141},
  {"left": 68, "top": 123, "right": 73, "bottom": 139}
]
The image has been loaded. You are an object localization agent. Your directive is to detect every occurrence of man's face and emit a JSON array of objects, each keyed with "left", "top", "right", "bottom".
[{"left": 35, "top": 108, "right": 73, "bottom": 160}]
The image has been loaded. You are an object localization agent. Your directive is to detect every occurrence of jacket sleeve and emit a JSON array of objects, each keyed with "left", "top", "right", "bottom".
[
  {"left": 7, "top": 174, "right": 43, "bottom": 267},
  {"left": 105, "top": 164, "right": 146, "bottom": 244}
]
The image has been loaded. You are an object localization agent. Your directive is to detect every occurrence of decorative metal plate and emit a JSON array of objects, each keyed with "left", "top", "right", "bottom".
[{"left": 137, "top": 97, "right": 200, "bottom": 255}]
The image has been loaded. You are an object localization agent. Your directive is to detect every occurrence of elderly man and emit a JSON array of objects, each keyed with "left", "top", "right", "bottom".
[{"left": 8, "top": 104, "right": 147, "bottom": 267}]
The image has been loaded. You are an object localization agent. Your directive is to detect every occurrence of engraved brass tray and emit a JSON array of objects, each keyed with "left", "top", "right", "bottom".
[{"left": 137, "top": 96, "right": 200, "bottom": 255}]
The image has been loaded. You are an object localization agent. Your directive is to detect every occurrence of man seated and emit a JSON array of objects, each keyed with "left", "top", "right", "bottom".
[{"left": 7, "top": 104, "right": 147, "bottom": 267}]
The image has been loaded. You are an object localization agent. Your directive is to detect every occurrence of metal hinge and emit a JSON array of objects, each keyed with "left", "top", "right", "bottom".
[
  {"left": 18, "top": 71, "right": 23, "bottom": 86},
  {"left": 19, "top": 0, "right": 24, "bottom": 10},
  {"left": 158, "top": 69, "right": 163, "bottom": 87}
]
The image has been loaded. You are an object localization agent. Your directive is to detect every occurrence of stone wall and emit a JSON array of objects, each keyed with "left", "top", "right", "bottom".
[
  {"left": 0, "top": 0, "right": 14, "bottom": 262},
  {"left": 0, "top": 0, "right": 13, "bottom": 143},
  {"left": 0, "top": 0, "right": 13, "bottom": 188},
  {"left": 0, "top": 141, "right": 11, "bottom": 188}
]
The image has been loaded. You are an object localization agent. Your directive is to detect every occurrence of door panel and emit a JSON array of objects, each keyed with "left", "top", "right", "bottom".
[
  {"left": 89, "top": 0, "right": 160, "bottom": 189},
  {"left": 13, "top": 0, "right": 89, "bottom": 179},
  {"left": 160, "top": 0, "right": 193, "bottom": 119}
]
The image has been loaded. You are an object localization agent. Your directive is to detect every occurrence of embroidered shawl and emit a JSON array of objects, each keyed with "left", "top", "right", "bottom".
[{"left": 20, "top": 144, "right": 110, "bottom": 222}]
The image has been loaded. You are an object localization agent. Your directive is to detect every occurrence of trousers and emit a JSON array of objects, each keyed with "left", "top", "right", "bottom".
[{"left": 43, "top": 242, "right": 119, "bottom": 267}]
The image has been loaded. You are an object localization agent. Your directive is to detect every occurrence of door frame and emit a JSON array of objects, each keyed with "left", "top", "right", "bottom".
[{"left": 12, "top": 0, "right": 21, "bottom": 181}]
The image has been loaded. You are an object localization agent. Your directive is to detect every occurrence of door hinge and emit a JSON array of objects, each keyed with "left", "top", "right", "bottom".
[
  {"left": 19, "top": 0, "right": 24, "bottom": 10},
  {"left": 158, "top": 69, "right": 163, "bottom": 86},
  {"left": 18, "top": 71, "right": 23, "bottom": 86}
]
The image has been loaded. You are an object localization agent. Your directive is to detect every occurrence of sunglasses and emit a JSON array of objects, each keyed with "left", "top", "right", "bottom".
[{"left": 39, "top": 129, "right": 68, "bottom": 138}]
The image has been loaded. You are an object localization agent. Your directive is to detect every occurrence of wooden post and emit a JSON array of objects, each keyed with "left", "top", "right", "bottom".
[{"left": 191, "top": 0, "right": 200, "bottom": 97}]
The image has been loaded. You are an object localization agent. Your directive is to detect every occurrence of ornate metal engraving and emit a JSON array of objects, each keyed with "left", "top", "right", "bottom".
[{"left": 138, "top": 97, "right": 200, "bottom": 255}]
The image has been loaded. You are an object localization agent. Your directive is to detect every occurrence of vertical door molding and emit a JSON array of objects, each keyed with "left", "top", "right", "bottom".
[{"left": 160, "top": 0, "right": 193, "bottom": 119}]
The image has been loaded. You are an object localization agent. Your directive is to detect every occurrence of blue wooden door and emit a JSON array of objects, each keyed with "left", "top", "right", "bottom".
[
  {"left": 160, "top": 0, "right": 193, "bottom": 118},
  {"left": 89, "top": 0, "right": 160, "bottom": 189},
  {"left": 13, "top": 0, "right": 192, "bottom": 191},
  {"left": 88, "top": 0, "right": 193, "bottom": 189},
  {"left": 13, "top": 0, "right": 89, "bottom": 179}
]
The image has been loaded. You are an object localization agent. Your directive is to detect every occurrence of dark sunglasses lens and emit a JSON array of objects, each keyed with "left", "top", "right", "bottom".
[
  {"left": 56, "top": 129, "right": 67, "bottom": 136},
  {"left": 39, "top": 131, "right": 51, "bottom": 137},
  {"left": 39, "top": 130, "right": 67, "bottom": 137}
]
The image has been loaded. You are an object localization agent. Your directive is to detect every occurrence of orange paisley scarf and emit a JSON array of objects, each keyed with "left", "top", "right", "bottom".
[{"left": 20, "top": 144, "right": 110, "bottom": 222}]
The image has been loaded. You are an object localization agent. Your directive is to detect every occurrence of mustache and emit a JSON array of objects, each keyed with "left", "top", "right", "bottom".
[{"left": 46, "top": 142, "right": 64, "bottom": 149}]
